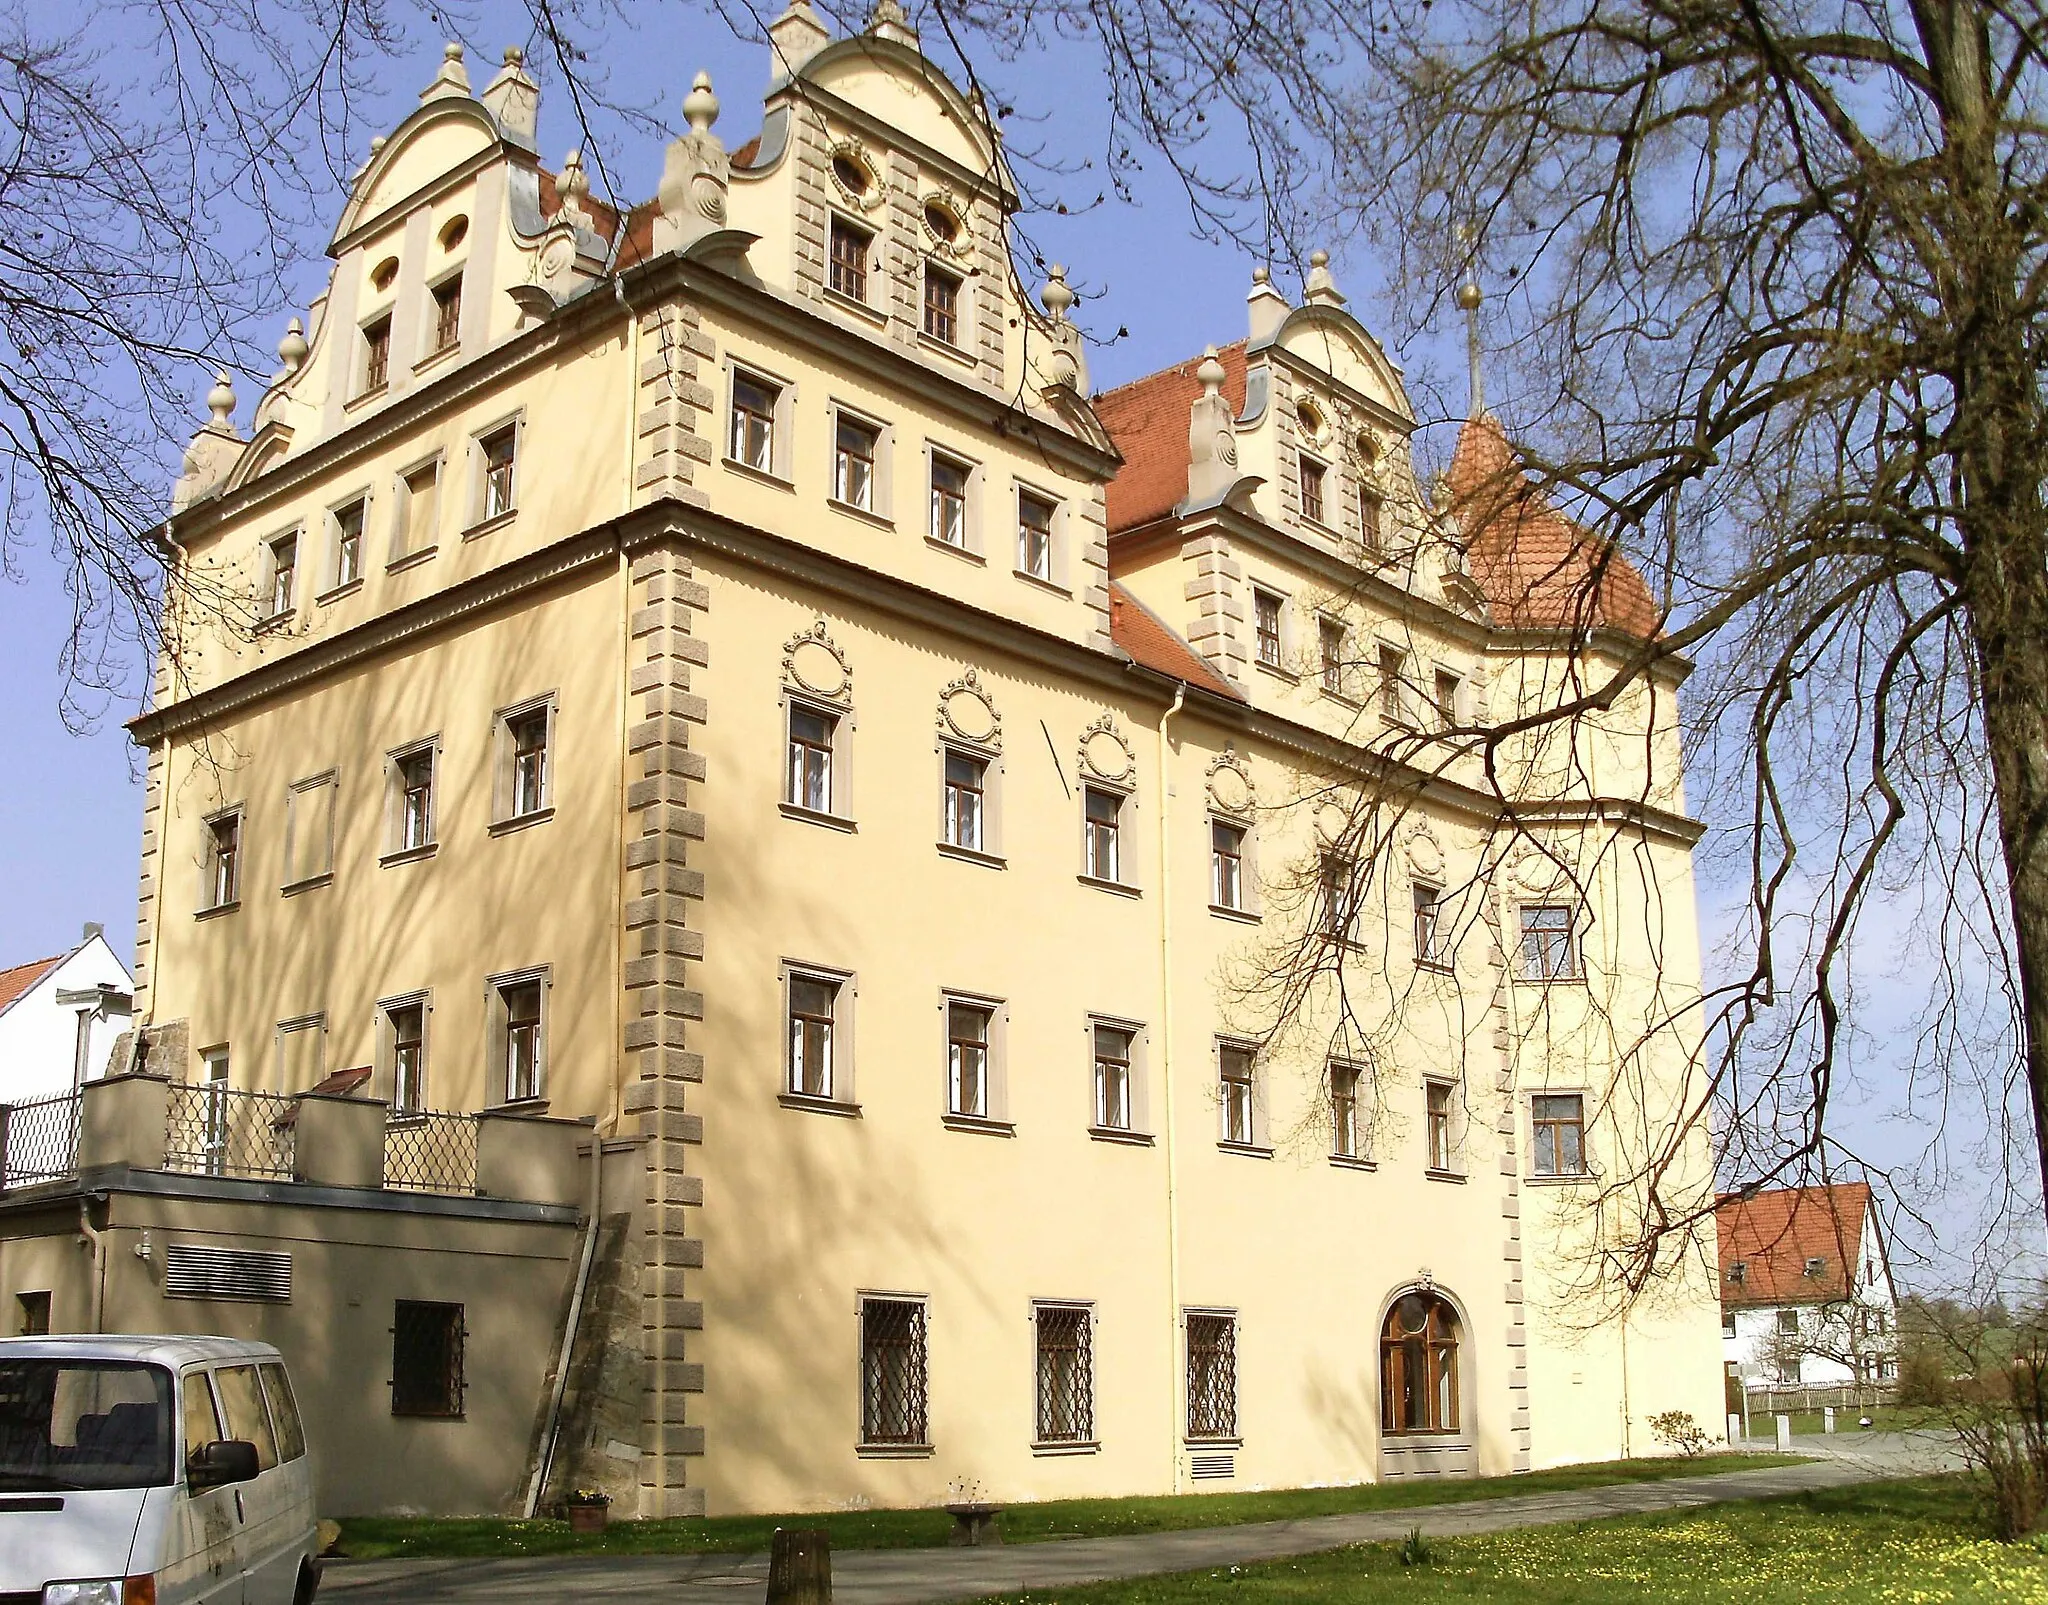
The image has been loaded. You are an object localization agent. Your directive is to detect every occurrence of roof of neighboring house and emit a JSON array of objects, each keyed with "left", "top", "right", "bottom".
[
  {"left": 1716, "top": 1182, "right": 1875, "bottom": 1308},
  {"left": 1109, "top": 582, "right": 1244, "bottom": 701},
  {"left": 1095, "top": 342, "right": 1249, "bottom": 534},
  {"left": 0, "top": 953, "right": 66, "bottom": 1019},
  {"left": 1446, "top": 412, "right": 1663, "bottom": 639}
]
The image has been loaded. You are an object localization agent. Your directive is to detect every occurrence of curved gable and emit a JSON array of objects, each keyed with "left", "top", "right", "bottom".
[
  {"left": 331, "top": 100, "right": 505, "bottom": 248},
  {"left": 797, "top": 38, "right": 1004, "bottom": 193},
  {"left": 1268, "top": 306, "right": 1411, "bottom": 422}
]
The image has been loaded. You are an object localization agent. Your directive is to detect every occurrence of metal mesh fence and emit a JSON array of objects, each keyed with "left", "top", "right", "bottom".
[
  {"left": 164, "top": 1085, "right": 297, "bottom": 1180},
  {"left": 0, "top": 1092, "right": 81, "bottom": 1187},
  {"left": 1035, "top": 1306, "right": 1094, "bottom": 1443},
  {"left": 1186, "top": 1313, "right": 1238, "bottom": 1439},
  {"left": 860, "top": 1298, "right": 928, "bottom": 1445},
  {"left": 382, "top": 1112, "right": 479, "bottom": 1194}
]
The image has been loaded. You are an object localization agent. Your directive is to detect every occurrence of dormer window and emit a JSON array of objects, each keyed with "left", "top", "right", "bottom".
[
  {"left": 430, "top": 275, "right": 462, "bottom": 354},
  {"left": 1299, "top": 457, "right": 1327, "bottom": 525},
  {"left": 360, "top": 316, "right": 392, "bottom": 395},
  {"left": 923, "top": 264, "right": 961, "bottom": 345},
  {"left": 829, "top": 217, "right": 872, "bottom": 302}
]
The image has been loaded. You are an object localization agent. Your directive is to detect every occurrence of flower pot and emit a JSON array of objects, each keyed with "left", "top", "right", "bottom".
[{"left": 567, "top": 1503, "right": 609, "bottom": 1534}]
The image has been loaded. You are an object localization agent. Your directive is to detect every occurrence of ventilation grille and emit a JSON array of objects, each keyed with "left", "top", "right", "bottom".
[
  {"left": 1189, "top": 1451, "right": 1236, "bottom": 1480},
  {"left": 164, "top": 1244, "right": 292, "bottom": 1302}
]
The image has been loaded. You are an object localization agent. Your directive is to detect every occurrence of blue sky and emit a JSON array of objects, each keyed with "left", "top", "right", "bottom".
[{"left": 0, "top": 1, "right": 2033, "bottom": 1285}]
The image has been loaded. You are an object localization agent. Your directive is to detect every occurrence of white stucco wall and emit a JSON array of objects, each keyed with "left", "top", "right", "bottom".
[{"left": 0, "top": 935, "right": 135, "bottom": 1102}]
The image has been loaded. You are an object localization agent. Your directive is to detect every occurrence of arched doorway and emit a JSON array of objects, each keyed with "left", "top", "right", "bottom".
[{"left": 1378, "top": 1288, "right": 1474, "bottom": 1478}]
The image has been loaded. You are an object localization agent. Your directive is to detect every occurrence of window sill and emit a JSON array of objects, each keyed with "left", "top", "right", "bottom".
[
  {"left": 1516, "top": 973, "right": 1588, "bottom": 988},
  {"left": 1424, "top": 1167, "right": 1468, "bottom": 1184},
  {"left": 1077, "top": 874, "right": 1140, "bottom": 898},
  {"left": 855, "top": 1442, "right": 933, "bottom": 1459},
  {"left": 723, "top": 456, "right": 795, "bottom": 493},
  {"left": 386, "top": 544, "right": 439, "bottom": 575},
  {"left": 1301, "top": 513, "right": 1341, "bottom": 541},
  {"left": 779, "top": 1093, "right": 862, "bottom": 1119},
  {"left": 827, "top": 496, "right": 894, "bottom": 530},
  {"left": 1329, "top": 1153, "right": 1377, "bottom": 1172},
  {"left": 1321, "top": 686, "right": 1360, "bottom": 707},
  {"left": 491, "top": 1097, "right": 551, "bottom": 1117},
  {"left": 925, "top": 534, "right": 985, "bottom": 564},
  {"left": 1208, "top": 903, "right": 1260, "bottom": 924},
  {"left": 941, "top": 1113, "right": 1015, "bottom": 1138},
  {"left": 937, "top": 842, "right": 1006, "bottom": 870},
  {"left": 1012, "top": 568, "right": 1071, "bottom": 598},
  {"left": 380, "top": 843, "right": 438, "bottom": 868},
  {"left": 1526, "top": 1171, "right": 1595, "bottom": 1187},
  {"left": 193, "top": 901, "right": 241, "bottom": 922},
  {"left": 413, "top": 342, "right": 460, "bottom": 376},
  {"left": 254, "top": 611, "right": 295, "bottom": 635},
  {"left": 1382, "top": 1430, "right": 1470, "bottom": 1443},
  {"left": 317, "top": 578, "right": 365, "bottom": 607},
  {"left": 1184, "top": 1436, "right": 1243, "bottom": 1449},
  {"left": 280, "top": 873, "right": 333, "bottom": 898},
  {"left": 825, "top": 287, "right": 889, "bottom": 328},
  {"left": 780, "top": 802, "right": 857, "bottom": 833},
  {"left": 1217, "top": 1140, "right": 1274, "bottom": 1159},
  {"left": 1254, "top": 659, "right": 1298, "bottom": 683},
  {"left": 346, "top": 384, "right": 388, "bottom": 412},
  {"left": 1031, "top": 1440, "right": 1100, "bottom": 1457},
  {"left": 1088, "top": 1125, "right": 1154, "bottom": 1147},
  {"left": 488, "top": 806, "right": 556, "bottom": 838},
  {"left": 462, "top": 509, "right": 518, "bottom": 543},
  {"left": 918, "top": 331, "right": 975, "bottom": 368},
  {"left": 1415, "top": 958, "right": 1456, "bottom": 977}
]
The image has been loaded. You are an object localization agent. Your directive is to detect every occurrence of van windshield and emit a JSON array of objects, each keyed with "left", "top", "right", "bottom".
[{"left": 0, "top": 1360, "right": 176, "bottom": 1490}]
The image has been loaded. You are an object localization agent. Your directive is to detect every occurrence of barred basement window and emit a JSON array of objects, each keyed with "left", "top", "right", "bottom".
[
  {"left": 391, "top": 1300, "right": 465, "bottom": 1417},
  {"left": 859, "top": 1297, "right": 928, "bottom": 1446},
  {"left": 1186, "top": 1312, "right": 1238, "bottom": 1439},
  {"left": 1035, "top": 1305, "right": 1094, "bottom": 1444}
]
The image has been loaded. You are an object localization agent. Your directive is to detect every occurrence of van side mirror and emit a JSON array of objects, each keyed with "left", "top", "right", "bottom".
[{"left": 187, "top": 1439, "right": 260, "bottom": 1490}]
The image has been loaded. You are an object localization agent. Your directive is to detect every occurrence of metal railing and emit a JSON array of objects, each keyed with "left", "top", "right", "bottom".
[
  {"left": 164, "top": 1084, "right": 297, "bottom": 1180},
  {"left": 0, "top": 1092, "right": 81, "bottom": 1187},
  {"left": 382, "top": 1110, "right": 479, "bottom": 1195}
]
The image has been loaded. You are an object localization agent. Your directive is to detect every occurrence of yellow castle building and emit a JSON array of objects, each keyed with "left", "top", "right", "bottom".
[{"left": 0, "top": 4, "right": 1724, "bottom": 1518}]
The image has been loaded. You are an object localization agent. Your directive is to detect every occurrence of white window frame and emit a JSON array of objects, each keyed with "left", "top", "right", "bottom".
[
  {"left": 323, "top": 493, "right": 370, "bottom": 597},
  {"left": 940, "top": 989, "right": 1008, "bottom": 1129},
  {"left": 466, "top": 413, "right": 524, "bottom": 533},
  {"left": 1530, "top": 1089, "right": 1591, "bottom": 1179},
  {"left": 724, "top": 359, "right": 796, "bottom": 483},
  {"left": 781, "top": 693, "right": 854, "bottom": 827},
  {"left": 1081, "top": 782, "right": 1132, "bottom": 889},
  {"left": 1516, "top": 902, "right": 1585, "bottom": 983},
  {"left": 1329, "top": 1058, "right": 1370, "bottom": 1164},
  {"left": 1087, "top": 1015, "right": 1152, "bottom": 1140},
  {"left": 384, "top": 736, "right": 439, "bottom": 862},
  {"left": 1208, "top": 815, "right": 1256, "bottom": 916},
  {"left": 937, "top": 740, "right": 1002, "bottom": 863},
  {"left": 1014, "top": 483, "right": 1063, "bottom": 589},
  {"left": 781, "top": 960, "right": 856, "bottom": 1109},
  {"left": 1424, "top": 1077, "right": 1463, "bottom": 1176},
  {"left": 1216, "top": 1037, "right": 1266, "bottom": 1152},
  {"left": 926, "top": 445, "right": 981, "bottom": 556},
  {"left": 827, "top": 402, "right": 892, "bottom": 522},
  {"left": 492, "top": 693, "right": 557, "bottom": 830},
  {"left": 379, "top": 991, "right": 432, "bottom": 1114},
  {"left": 198, "top": 804, "right": 245, "bottom": 913},
  {"left": 487, "top": 965, "right": 551, "bottom": 1106},
  {"left": 260, "top": 527, "right": 303, "bottom": 623}
]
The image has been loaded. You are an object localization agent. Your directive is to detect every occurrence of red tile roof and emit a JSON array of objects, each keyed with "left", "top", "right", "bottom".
[
  {"left": 1095, "top": 343, "right": 1248, "bottom": 534},
  {"left": 1109, "top": 582, "right": 1243, "bottom": 700},
  {"left": 1716, "top": 1183, "right": 1873, "bottom": 1308},
  {"left": 1447, "top": 412, "right": 1663, "bottom": 639},
  {"left": 0, "top": 952, "right": 65, "bottom": 1019}
]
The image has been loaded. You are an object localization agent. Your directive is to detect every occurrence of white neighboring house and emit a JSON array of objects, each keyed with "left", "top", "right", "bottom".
[
  {"left": 0, "top": 925, "right": 135, "bottom": 1104},
  {"left": 1718, "top": 1181, "right": 1899, "bottom": 1389}
]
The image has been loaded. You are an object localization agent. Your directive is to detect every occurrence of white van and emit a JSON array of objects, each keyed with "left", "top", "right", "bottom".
[{"left": 0, "top": 1335, "right": 320, "bottom": 1604}]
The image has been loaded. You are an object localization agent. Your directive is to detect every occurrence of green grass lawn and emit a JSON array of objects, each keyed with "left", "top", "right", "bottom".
[
  {"left": 962, "top": 1478, "right": 2048, "bottom": 1604},
  {"left": 1736, "top": 1403, "right": 1928, "bottom": 1437},
  {"left": 334, "top": 1451, "right": 1802, "bottom": 1560}
]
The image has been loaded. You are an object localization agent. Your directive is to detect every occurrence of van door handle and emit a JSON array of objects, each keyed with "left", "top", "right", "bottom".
[{"left": 233, "top": 1490, "right": 244, "bottom": 1524}]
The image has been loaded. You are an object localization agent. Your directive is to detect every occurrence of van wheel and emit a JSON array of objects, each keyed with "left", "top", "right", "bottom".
[{"left": 294, "top": 1558, "right": 322, "bottom": 1604}]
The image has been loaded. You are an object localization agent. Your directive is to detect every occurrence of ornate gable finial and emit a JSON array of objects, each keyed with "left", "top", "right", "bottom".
[
  {"left": 481, "top": 45, "right": 540, "bottom": 146},
  {"left": 1187, "top": 345, "right": 1239, "bottom": 508},
  {"left": 274, "top": 318, "right": 307, "bottom": 380},
  {"left": 554, "top": 148, "right": 592, "bottom": 226},
  {"left": 868, "top": 0, "right": 920, "bottom": 47},
  {"left": 172, "top": 370, "right": 242, "bottom": 513},
  {"left": 767, "top": 0, "right": 832, "bottom": 79},
  {"left": 1248, "top": 260, "right": 1289, "bottom": 343},
  {"left": 421, "top": 41, "right": 473, "bottom": 103},
  {"left": 655, "top": 74, "right": 732, "bottom": 253},
  {"left": 1037, "top": 266, "right": 1088, "bottom": 396},
  {"left": 1303, "top": 248, "right": 1346, "bottom": 308},
  {"left": 936, "top": 668, "right": 1002, "bottom": 750}
]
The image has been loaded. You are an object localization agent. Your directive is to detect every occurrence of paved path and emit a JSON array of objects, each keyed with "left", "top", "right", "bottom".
[{"left": 322, "top": 1445, "right": 1952, "bottom": 1605}]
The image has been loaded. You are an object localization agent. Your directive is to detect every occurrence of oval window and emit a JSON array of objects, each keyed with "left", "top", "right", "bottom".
[
  {"left": 1296, "top": 399, "right": 1324, "bottom": 440},
  {"left": 924, "top": 201, "right": 960, "bottom": 244},
  {"left": 439, "top": 215, "right": 469, "bottom": 251},
  {"left": 370, "top": 256, "right": 399, "bottom": 293},
  {"left": 832, "top": 155, "right": 871, "bottom": 197}
]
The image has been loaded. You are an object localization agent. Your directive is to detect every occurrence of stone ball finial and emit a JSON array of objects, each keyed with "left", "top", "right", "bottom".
[
  {"left": 369, "top": 135, "right": 387, "bottom": 156},
  {"left": 1252, "top": 263, "right": 1271, "bottom": 285},
  {"left": 444, "top": 41, "right": 464, "bottom": 62},
  {"left": 504, "top": 45, "right": 524, "bottom": 66},
  {"left": 1040, "top": 264, "right": 1074, "bottom": 322},
  {"left": 1310, "top": 249, "right": 1329, "bottom": 268},
  {"left": 1196, "top": 345, "right": 1226, "bottom": 393},
  {"left": 1456, "top": 281, "right": 1482, "bottom": 311},
  {"left": 684, "top": 71, "right": 720, "bottom": 133},
  {"left": 558, "top": 148, "right": 590, "bottom": 208},
  {"left": 206, "top": 368, "right": 236, "bottom": 427},
  {"left": 276, "top": 317, "right": 308, "bottom": 374}
]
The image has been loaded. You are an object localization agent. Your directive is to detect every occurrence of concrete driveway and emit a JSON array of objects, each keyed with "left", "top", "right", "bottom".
[{"left": 322, "top": 1447, "right": 1956, "bottom": 1605}]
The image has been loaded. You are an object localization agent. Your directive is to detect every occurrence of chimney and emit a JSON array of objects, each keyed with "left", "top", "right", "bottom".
[{"left": 1247, "top": 263, "right": 1288, "bottom": 344}]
